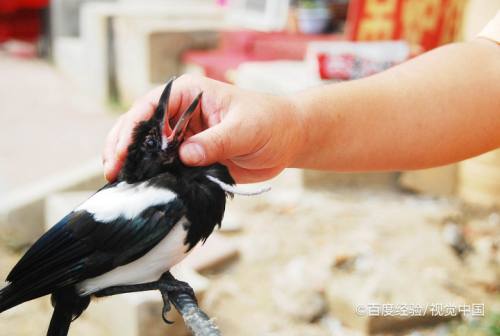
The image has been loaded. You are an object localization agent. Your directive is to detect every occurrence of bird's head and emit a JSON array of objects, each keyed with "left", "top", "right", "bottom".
[{"left": 119, "top": 78, "right": 201, "bottom": 183}]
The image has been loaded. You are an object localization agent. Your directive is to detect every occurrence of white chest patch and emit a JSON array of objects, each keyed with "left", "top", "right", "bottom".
[
  {"left": 77, "top": 218, "right": 190, "bottom": 296},
  {"left": 76, "top": 181, "right": 177, "bottom": 222}
]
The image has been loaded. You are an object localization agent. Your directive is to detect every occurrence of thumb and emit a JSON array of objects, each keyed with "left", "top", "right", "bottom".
[{"left": 179, "top": 121, "right": 237, "bottom": 166}]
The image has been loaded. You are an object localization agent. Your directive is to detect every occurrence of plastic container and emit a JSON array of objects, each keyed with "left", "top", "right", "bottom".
[{"left": 297, "top": 7, "right": 331, "bottom": 34}]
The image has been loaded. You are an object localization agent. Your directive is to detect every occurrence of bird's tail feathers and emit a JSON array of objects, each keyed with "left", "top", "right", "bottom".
[
  {"left": 47, "top": 300, "right": 74, "bottom": 336},
  {"left": 47, "top": 288, "right": 90, "bottom": 336},
  {"left": 0, "top": 282, "right": 19, "bottom": 314}
]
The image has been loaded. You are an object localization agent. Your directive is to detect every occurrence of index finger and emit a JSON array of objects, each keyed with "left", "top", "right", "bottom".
[
  {"left": 103, "top": 115, "right": 125, "bottom": 181},
  {"left": 103, "top": 77, "right": 205, "bottom": 181}
]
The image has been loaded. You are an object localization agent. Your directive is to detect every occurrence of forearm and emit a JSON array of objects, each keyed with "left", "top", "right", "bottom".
[{"left": 291, "top": 39, "right": 500, "bottom": 172}]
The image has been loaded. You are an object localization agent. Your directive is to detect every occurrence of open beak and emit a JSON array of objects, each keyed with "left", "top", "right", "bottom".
[
  {"left": 166, "top": 92, "right": 202, "bottom": 145},
  {"left": 154, "top": 78, "right": 202, "bottom": 150}
]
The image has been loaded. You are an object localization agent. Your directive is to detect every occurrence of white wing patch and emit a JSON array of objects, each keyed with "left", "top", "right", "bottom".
[
  {"left": 76, "top": 181, "right": 177, "bottom": 222},
  {"left": 77, "top": 218, "right": 190, "bottom": 295}
]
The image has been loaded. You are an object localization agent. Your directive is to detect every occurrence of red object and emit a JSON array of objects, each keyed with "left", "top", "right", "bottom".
[
  {"left": 318, "top": 53, "right": 354, "bottom": 80},
  {"left": 346, "top": 0, "right": 466, "bottom": 51},
  {"left": 317, "top": 53, "right": 398, "bottom": 80},
  {"left": 0, "top": 0, "right": 48, "bottom": 13},
  {"left": 0, "top": 9, "right": 41, "bottom": 42},
  {"left": 0, "top": 0, "right": 48, "bottom": 42},
  {"left": 182, "top": 30, "right": 343, "bottom": 82}
]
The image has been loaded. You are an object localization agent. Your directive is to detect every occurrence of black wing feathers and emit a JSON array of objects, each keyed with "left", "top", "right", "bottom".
[
  {"left": 7, "top": 215, "right": 92, "bottom": 283},
  {"left": 173, "top": 164, "right": 234, "bottom": 249},
  {"left": 4, "top": 196, "right": 185, "bottom": 308}
]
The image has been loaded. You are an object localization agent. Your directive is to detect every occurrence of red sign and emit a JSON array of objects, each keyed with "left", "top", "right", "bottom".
[
  {"left": 346, "top": 0, "right": 467, "bottom": 51},
  {"left": 0, "top": 0, "right": 48, "bottom": 42},
  {"left": 0, "top": 0, "right": 48, "bottom": 13}
]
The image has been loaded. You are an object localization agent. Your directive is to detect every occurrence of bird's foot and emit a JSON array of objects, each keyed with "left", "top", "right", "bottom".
[
  {"left": 158, "top": 272, "right": 197, "bottom": 324},
  {"left": 160, "top": 288, "right": 173, "bottom": 324},
  {"left": 159, "top": 272, "right": 196, "bottom": 297}
]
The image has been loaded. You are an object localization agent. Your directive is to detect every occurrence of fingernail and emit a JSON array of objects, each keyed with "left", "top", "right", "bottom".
[
  {"left": 115, "top": 148, "right": 126, "bottom": 162},
  {"left": 104, "top": 171, "right": 112, "bottom": 181},
  {"left": 181, "top": 143, "right": 205, "bottom": 165}
]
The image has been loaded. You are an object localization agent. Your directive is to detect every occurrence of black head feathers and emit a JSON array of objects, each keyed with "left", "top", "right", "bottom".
[{"left": 119, "top": 78, "right": 201, "bottom": 183}]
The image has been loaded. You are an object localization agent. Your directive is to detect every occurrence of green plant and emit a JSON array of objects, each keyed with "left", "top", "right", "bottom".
[
  {"left": 447, "top": 313, "right": 500, "bottom": 336},
  {"left": 298, "top": 0, "right": 325, "bottom": 9},
  {"left": 487, "top": 313, "right": 500, "bottom": 336}
]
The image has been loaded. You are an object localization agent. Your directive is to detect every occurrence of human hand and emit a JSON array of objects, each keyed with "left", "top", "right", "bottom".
[{"left": 103, "top": 75, "right": 304, "bottom": 183}]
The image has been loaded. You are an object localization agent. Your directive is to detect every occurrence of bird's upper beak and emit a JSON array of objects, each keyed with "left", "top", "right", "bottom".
[
  {"left": 166, "top": 92, "right": 202, "bottom": 146},
  {"left": 153, "top": 78, "right": 202, "bottom": 150},
  {"left": 154, "top": 78, "right": 173, "bottom": 140}
]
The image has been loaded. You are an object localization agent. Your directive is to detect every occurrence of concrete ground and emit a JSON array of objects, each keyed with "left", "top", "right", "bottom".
[
  {"left": 0, "top": 52, "right": 117, "bottom": 195},
  {"left": 1, "top": 181, "right": 498, "bottom": 336}
]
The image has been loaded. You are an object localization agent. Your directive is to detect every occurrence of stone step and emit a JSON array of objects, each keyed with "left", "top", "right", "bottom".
[
  {"left": 76, "top": 1, "right": 226, "bottom": 104},
  {"left": 303, "top": 170, "right": 398, "bottom": 190},
  {"left": 45, "top": 190, "right": 95, "bottom": 228},
  {"left": 0, "top": 159, "right": 106, "bottom": 248},
  {"left": 399, "top": 165, "right": 457, "bottom": 196},
  {"left": 0, "top": 53, "right": 116, "bottom": 248}
]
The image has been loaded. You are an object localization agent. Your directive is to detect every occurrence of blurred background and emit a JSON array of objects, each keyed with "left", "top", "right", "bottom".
[{"left": 0, "top": 0, "right": 499, "bottom": 335}]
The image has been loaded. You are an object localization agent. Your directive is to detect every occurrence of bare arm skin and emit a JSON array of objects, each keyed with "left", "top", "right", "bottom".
[
  {"left": 292, "top": 39, "right": 500, "bottom": 172},
  {"left": 103, "top": 39, "right": 500, "bottom": 183}
]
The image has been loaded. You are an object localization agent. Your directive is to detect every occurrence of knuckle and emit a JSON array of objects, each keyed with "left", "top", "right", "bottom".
[
  {"left": 178, "top": 73, "right": 195, "bottom": 84},
  {"left": 116, "top": 114, "right": 126, "bottom": 125},
  {"left": 178, "top": 73, "right": 206, "bottom": 88}
]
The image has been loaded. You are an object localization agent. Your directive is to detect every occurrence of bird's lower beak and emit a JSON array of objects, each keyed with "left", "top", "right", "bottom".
[{"left": 166, "top": 92, "right": 202, "bottom": 144}]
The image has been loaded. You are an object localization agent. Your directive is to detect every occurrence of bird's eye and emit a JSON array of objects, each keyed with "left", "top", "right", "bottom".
[{"left": 145, "top": 137, "right": 157, "bottom": 150}]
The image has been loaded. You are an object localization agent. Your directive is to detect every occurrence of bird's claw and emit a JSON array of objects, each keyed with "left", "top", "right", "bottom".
[
  {"left": 158, "top": 272, "right": 198, "bottom": 324},
  {"left": 161, "top": 290, "right": 174, "bottom": 324}
]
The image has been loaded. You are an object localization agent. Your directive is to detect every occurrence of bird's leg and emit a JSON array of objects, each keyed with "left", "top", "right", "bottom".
[
  {"left": 94, "top": 272, "right": 220, "bottom": 335},
  {"left": 157, "top": 271, "right": 197, "bottom": 324},
  {"left": 94, "top": 281, "right": 159, "bottom": 297}
]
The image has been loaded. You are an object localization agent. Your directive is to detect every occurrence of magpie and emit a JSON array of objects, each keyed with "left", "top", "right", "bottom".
[{"left": 0, "top": 78, "right": 267, "bottom": 336}]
